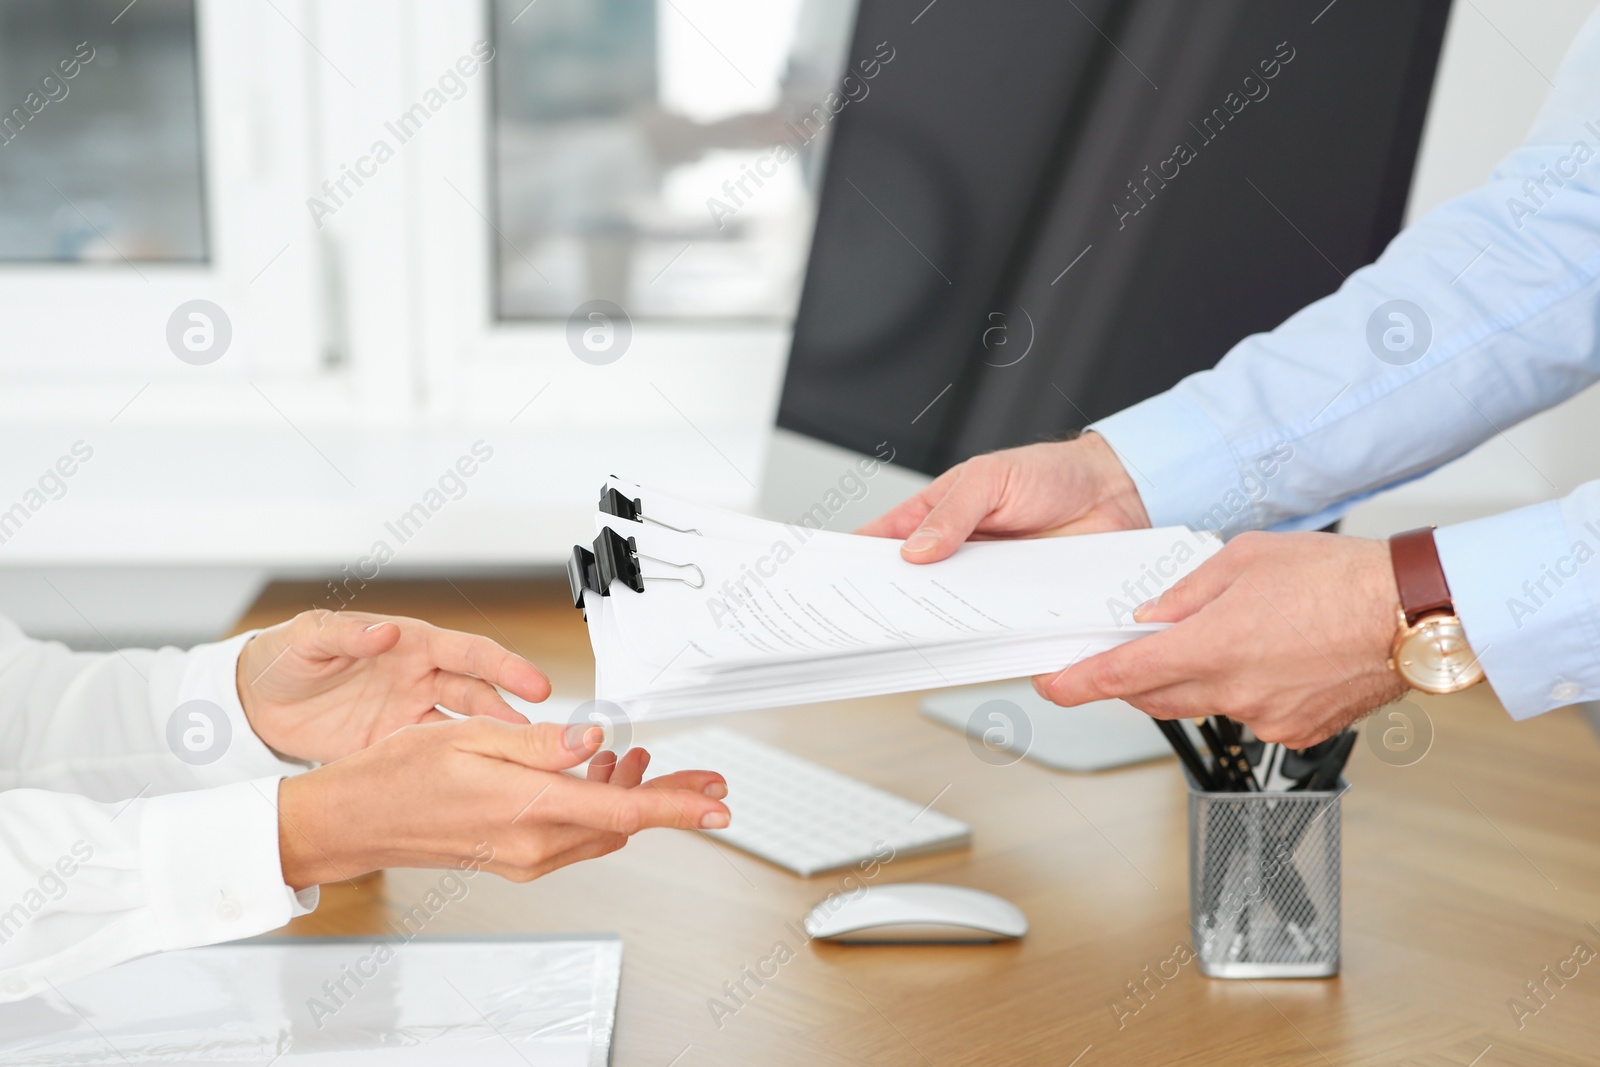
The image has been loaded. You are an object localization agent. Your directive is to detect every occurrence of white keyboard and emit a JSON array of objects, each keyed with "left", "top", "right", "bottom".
[{"left": 640, "top": 727, "right": 971, "bottom": 876}]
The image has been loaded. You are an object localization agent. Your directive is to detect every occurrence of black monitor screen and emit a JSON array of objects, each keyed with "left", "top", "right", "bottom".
[{"left": 777, "top": 0, "right": 1452, "bottom": 474}]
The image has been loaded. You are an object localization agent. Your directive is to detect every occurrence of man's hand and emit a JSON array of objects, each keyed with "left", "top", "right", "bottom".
[
  {"left": 237, "top": 610, "right": 552, "bottom": 764},
  {"left": 856, "top": 434, "right": 1150, "bottom": 561},
  {"left": 276, "top": 718, "right": 730, "bottom": 890},
  {"left": 1032, "top": 532, "right": 1407, "bottom": 748}
]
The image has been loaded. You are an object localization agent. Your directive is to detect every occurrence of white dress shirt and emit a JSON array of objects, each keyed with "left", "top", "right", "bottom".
[{"left": 0, "top": 617, "right": 316, "bottom": 1002}]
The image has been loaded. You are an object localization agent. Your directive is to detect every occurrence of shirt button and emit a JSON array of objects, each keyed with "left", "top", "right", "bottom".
[
  {"left": 2, "top": 976, "right": 27, "bottom": 996},
  {"left": 216, "top": 896, "right": 243, "bottom": 923},
  {"left": 1551, "top": 681, "right": 1582, "bottom": 703}
]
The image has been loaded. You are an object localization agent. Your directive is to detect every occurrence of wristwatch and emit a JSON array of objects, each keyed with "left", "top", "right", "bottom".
[{"left": 1387, "top": 526, "right": 1484, "bottom": 694}]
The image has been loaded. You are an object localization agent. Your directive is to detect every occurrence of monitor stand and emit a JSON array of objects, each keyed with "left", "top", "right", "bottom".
[
  {"left": 920, "top": 681, "right": 1174, "bottom": 773},
  {"left": 758, "top": 427, "right": 930, "bottom": 533}
]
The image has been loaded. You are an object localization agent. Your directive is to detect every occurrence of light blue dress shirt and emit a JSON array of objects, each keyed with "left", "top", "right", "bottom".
[{"left": 1091, "top": 11, "right": 1600, "bottom": 719}]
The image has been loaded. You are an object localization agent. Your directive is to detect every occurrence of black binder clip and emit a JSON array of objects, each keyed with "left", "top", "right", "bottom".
[
  {"left": 568, "top": 527, "right": 705, "bottom": 611},
  {"left": 567, "top": 544, "right": 602, "bottom": 610},
  {"left": 599, "top": 485, "right": 702, "bottom": 535}
]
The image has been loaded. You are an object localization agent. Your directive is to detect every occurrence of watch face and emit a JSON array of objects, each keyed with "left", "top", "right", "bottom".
[{"left": 1395, "top": 616, "right": 1484, "bottom": 694}]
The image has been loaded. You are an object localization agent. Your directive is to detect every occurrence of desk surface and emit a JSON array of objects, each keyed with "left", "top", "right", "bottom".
[{"left": 238, "top": 579, "right": 1600, "bottom": 1067}]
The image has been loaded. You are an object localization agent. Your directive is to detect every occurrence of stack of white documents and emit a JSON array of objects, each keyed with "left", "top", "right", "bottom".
[{"left": 576, "top": 478, "right": 1220, "bottom": 718}]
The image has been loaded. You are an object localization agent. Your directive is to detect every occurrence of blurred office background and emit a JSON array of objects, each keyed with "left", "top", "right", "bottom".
[{"left": 0, "top": 0, "right": 1595, "bottom": 648}]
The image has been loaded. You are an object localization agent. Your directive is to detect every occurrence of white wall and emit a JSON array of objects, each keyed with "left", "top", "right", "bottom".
[{"left": 1343, "top": 0, "right": 1600, "bottom": 537}]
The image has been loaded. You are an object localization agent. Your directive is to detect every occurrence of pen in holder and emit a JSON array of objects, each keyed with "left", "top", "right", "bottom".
[{"left": 1187, "top": 777, "right": 1344, "bottom": 978}]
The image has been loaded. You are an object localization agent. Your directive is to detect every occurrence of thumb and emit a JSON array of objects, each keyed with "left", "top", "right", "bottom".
[
  {"left": 1134, "top": 554, "right": 1238, "bottom": 624},
  {"left": 296, "top": 611, "right": 405, "bottom": 661},
  {"left": 899, "top": 462, "right": 1000, "bottom": 563},
  {"left": 456, "top": 719, "right": 604, "bottom": 772},
  {"left": 855, "top": 464, "right": 960, "bottom": 539}
]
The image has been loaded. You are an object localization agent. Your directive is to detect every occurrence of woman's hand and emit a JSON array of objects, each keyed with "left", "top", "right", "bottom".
[
  {"left": 856, "top": 434, "right": 1150, "bottom": 562},
  {"left": 276, "top": 718, "right": 730, "bottom": 889},
  {"left": 237, "top": 610, "right": 552, "bottom": 764}
]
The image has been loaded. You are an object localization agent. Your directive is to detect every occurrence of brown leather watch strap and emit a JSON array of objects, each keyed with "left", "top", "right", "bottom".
[{"left": 1390, "top": 526, "right": 1454, "bottom": 626}]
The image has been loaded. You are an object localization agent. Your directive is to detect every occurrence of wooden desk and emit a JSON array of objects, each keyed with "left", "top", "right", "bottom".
[{"left": 238, "top": 579, "right": 1600, "bottom": 1066}]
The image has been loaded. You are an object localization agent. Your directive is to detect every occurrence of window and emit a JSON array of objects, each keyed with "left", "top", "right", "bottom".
[
  {"left": 488, "top": 0, "right": 856, "bottom": 320},
  {"left": 0, "top": 0, "right": 862, "bottom": 570},
  {"left": 0, "top": 0, "right": 322, "bottom": 376},
  {"left": 0, "top": 0, "right": 207, "bottom": 264}
]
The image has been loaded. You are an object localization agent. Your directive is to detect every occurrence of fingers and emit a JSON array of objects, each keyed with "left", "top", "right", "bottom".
[
  {"left": 457, "top": 718, "right": 603, "bottom": 772},
  {"left": 854, "top": 501, "right": 926, "bottom": 540},
  {"left": 1107, "top": 681, "right": 1210, "bottom": 723},
  {"left": 899, "top": 461, "right": 1003, "bottom": 563},
  {"left": 527, "top": 834, "right": 630, "bottom": 878},
  {"left": 282, "top": 612, "right": 552, "bottom": 710},
  {"left": 583, "top": 748, "right": 648, "bottom": 787},
  {"left": 434, "top": 673, "right": 527, "bottom": 724},
  {"left": 1032, "top": 628, "right": 1200, "bottom": 707},
  {"left": 854, "top": 467, "right": 957, "bottom": 539},
  {"left": 292, "top": 610, "right": 405, "bottom": 662},
  {"left": 483, "top": 825, "right": 628, "bottom": 883},
  {"left": 423, "top": 627, "right": 552, "bottom": 704},
  {"left": 589, "top": 752, "right": 719, "bottom": 794},
  {"left": 644, "top": 768, "right": 728, "bottom": 799},
  {"left": 1119, "top": 682, "right": 1338, "bottom": 750},
  {"left": 531, "top": 776, "right": 730, "bottom": 833},
  {"left": 1135, "top": 538, "right": 1250, "bottom": 623},
  {"left": 607, "top": 748, "right": 650, "bottom": 789},
  {"left": 586, "top": 748, "right": 619, "bottom": 783}
]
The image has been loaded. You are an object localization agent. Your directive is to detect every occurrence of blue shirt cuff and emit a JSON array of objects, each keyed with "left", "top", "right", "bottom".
[
  {"left": 1090, "top": 391, "right": 1288, "bottom": 538},
  {"left": 1435, "top": 500, "right": 1600, "bottom": 718}
]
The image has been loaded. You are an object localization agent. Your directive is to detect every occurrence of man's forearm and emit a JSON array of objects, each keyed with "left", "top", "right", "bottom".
[{"left": 1092, "top": 10, "right": 1600, "bottom": 538}]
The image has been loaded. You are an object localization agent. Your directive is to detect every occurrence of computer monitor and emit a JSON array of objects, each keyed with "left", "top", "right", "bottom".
[{"left": 761, "top": 0, "right": 1451, "bottom": 528}]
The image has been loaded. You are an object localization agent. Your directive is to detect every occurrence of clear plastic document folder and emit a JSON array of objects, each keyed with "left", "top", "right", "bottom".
[{"left": 0, "top": 934, "right": 621, "bottom": 1066}]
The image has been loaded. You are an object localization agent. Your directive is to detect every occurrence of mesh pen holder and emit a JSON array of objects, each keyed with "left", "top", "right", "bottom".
[{"left": 1188, "top": 780, "right": 1344, "bottom": 978}]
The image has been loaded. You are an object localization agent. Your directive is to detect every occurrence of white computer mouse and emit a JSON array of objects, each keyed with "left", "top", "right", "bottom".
[{"left": 803, "top": 883, "right": 1028, "bottom": 943}]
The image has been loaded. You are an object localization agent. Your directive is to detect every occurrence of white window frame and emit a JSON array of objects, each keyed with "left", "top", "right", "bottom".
[
  {"left": 0, "top": 0, "right": 797, "bottom": 574},
  {"left": 0, "top": 0, "right": 796, "bottom": 433},
  {"left": 404, "top": 1, "right": 792, "bottom": 433},
  {"left": 0, "top": 0, "right": 326, "bottom": 397}
]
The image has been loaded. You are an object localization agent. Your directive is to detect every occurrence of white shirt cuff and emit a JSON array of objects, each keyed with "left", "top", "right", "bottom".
[
  {"left": 167, "top": 631, "right": 315, "bottom": 788},
  {"left": 1436, "top": 499, "right": 1600, "bottom": 718},
  {"left": 140, "top": 776, "right": 318, "bottom": 951},
  {"left": 1090, "top": 390, "right": 1259, "bottom": 537}
]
